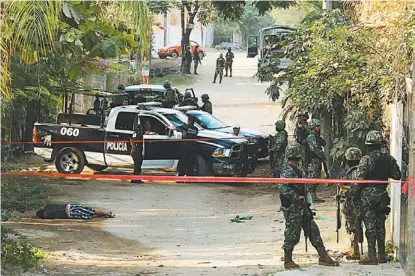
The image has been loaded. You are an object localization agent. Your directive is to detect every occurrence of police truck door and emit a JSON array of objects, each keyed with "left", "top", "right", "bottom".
[{"left": 104, "top": 112, "right": 136, "bottom": 167}]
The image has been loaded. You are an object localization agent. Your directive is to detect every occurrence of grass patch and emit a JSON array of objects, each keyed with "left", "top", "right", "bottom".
[
  {"left": 151, "top": 74, "right": 196, "bottom": 87},
  {"left": 1, "top": 178, "right": 49, "bottom": 272}
]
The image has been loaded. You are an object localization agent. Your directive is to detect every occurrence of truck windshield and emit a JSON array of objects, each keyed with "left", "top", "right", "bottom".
[
  {"left": 190, "top": 113, "right": 226, "bottom": 129},
  {"left": 164, "top": 113, "right": 188, "bottom": 128}
]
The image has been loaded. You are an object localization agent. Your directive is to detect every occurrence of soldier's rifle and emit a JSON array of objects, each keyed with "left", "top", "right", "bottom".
[
  {"left": 269, "top": 135, "right": 275, "bottom": 176},
  {"left": 355, "top": 198, "right": 364, "bottom": 255}
]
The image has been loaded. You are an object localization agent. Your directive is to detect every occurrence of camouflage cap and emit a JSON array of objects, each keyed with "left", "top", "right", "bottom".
[
  {"left": 285, "top": 142, "right": 302, "bottom": 159},
  {"left": 345, "top": 147, "right": 362, "bottom": 161},
  {"left": 275, "top": 120, "right": 286, "bottom": 131},
  {"left": 309, "top": 119, "right": 321, "bottom": 129},
  {"left": 365, "top": 130, "right": 383, "bottom": 145},
  {"left": 184, "top": 91, "right": 192, "bottom": 99}
]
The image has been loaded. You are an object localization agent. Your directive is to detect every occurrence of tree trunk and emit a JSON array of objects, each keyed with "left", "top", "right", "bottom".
[
  {"left": 24, "top": 100, "right": 37, "bottom": 152},
  {"left": 182, "top": 1, "right": 200, "bottom": 74}
]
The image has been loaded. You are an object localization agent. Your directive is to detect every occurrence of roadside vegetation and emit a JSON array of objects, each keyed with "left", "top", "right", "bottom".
[{"left": 1, "top": 178, "right": 49, "bottom": 273}]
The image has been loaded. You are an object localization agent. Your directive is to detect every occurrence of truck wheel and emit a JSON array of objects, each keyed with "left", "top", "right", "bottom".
[
  {"left": 87, "top": 164, "right": 107, "bottom": 172},
  {"left": 193, "top": 154, "right": 207, "bottom": 176},
  {"left": 55, "top": 147, "right": 85, "bottom": 174}
]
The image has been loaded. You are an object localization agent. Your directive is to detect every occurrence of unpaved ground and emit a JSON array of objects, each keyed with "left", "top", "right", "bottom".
[{"left": 3, "top": 52, "right": 405, "bottom": 276}]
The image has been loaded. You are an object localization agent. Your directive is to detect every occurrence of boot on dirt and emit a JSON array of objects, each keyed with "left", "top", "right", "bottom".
[
  {"left": 378, "top": 247, "right": 388, "bottom": 263},
  {"left": 346, "top": 241, "right": 360, "bottom": 260},
  {"left": 284, "top": 250, "right": 300, "bottom": 270},
  {"left": 359, "top": 248, "right": 378, "bottom": 265},
  {"left": 317, "top": 248, "right": 339, "bottom": 266}
]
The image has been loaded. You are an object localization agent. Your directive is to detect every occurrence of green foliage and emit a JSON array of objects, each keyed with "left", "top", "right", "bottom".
[
  {"left": 252, "top": 0, "right": 294, "bottom": 15},
  {"left": 1, "top": 225, "right": 46, "bottom": 270},
  {"left": 147, "top": 0, "right": 171, "bottom": 14},
  {"left": 1, "top": 179, "right": 48, "bottom": 271},
  {"left": 255, "top": 8, "right": 410, "bottom": 164}
]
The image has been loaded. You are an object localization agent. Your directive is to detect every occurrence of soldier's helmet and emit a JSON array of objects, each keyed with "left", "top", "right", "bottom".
[
  {"left": 219, "top": 53, "right": 223, "bottom": 58},
  {"left": 297, "top": 112, "right": 309, "bottom": 120},
  {"left": 201, "top": 94, "right": 209, "bottom": 100},
  {"left": 309, "top": 119, "right": 321, "bottom": 129},
  {"left": 275, "top": 120, "right": 286, "bottom": 131},
  {"left": 163, "top": 81, "right": 171, "bottom": 88},
  {"left": 345, "top": 147, "right": 362, "bottom": 161},
  {"left": 285, "top": 142, "right": 302, "bottom": 159},
  {"left": 228, "top": 47, "right": 231, "bottom": 52},
  {"left": 184, "top": 91, "right": 192, "bottom": 99},
  {"left": 365, "top": 130, "right": 383, "bottom": 145}
]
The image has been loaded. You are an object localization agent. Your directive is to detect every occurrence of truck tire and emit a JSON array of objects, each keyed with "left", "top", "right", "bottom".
[
  {"left": 87, "top": 164, "right": 107, "bottom": 172},
  {"left": 55, "top": 147, "right": 86, "bottom": 174},
  {"left": 171, "top": 50, "right": 179, "bottom": 59},
  {"left": 193, "top": 154, "right": 207, "bottom": 176}
]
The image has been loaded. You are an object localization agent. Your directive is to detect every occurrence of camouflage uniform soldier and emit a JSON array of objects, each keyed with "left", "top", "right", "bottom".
[
  {"left": 224, "top": 47, "right": 234, "bottom": 77},
  {"left": 201, "top": 94, "right": 212, "bottom": 114},
  {"left": 193, "top": 45, "right": 200, "bottom": 75},
  {"left": 269, "top": 120, "right": 288, "bottom": 178},
  {"left": 352, "top": 130, "right": 401, "bottom": 265},
  {"left": 339, "top": 147, "right": 362, "bottom": 260},
  {"left": 184, "top": 46, "right": 192, "bottom": 74},
  {"left": 306, "top": 119, "right": 325, "bottom": 203},
  {"left": 278, "top": 142, "right": 338, "bottom": 269},
  {"left": 163, "top": 81, "right": 176, "bottom": 108},
  {"left": 293, "top": 113, "right": 310, "bottom": 175},
  {"left": 213, "top": 54, "right": 225, "bottom": 84}
]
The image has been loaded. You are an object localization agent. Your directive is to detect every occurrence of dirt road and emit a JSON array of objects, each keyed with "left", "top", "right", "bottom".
[{"left": 5, "top": 52, "right": 404, "bottom": 275}]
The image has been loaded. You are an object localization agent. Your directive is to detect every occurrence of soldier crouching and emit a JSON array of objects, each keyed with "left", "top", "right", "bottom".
[{"left": 278, "top": 142, "right": 339, "bottom": 269}]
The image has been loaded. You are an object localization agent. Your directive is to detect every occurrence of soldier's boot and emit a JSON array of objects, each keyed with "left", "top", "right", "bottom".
[
  {"left": 378, "top": 247, "right": 388, "bottom": 263},
  {"left": 224, "top": 68, "right": 228, "bottom": 77},
  {"left": 317, "top": 248, "right": 339, "bottom": 266},
  {"left": 284, "top": 250, "right": 300, "bottom": 269},
  {"left": 213, "top": 74, "right": 217, "bottom": 83},
  {"left": 219, "top": 75, "right": 223, "bottom": 84},
  {"left": 346, "top": 241, "right": 360, "bottom": 260},
  {"left": 359, "top": 248, "right": 378, "bottom": 265},
  {"left": 230, "top": 69, "right": 232, "bottom": 77}
]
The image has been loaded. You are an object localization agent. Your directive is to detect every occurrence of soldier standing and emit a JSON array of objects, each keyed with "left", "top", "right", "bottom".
[
  {"left": 352, "top": 130, "right": 401, "bottom": 265},
  {"left": 201, "top": 94, "right": 212, "bottom": 114},
  {"left": 130, "top": 116, "right": 144, "bottom": 184},
  {"left": 306, "top": 119, "right": 325, "bottom": 203},
  {"left": 184, "top": 46, "right": 192, "bottom": 74},
  {"left": 193, "top": 45, "right": 200, "bottom": 75},
  {"left": 269, "top": 120, "right": 288, "bottom": 178},
  {"left": 294, "top": 113, "right": 310, "bottom": 175},
  {"left": 224, "top": 47, "right": 234, "bottom": 77},
  {"left": 213, "top": 53, "right": 225, "bottom": 84},
  {"left": 279, "top": 142, "right": 339, "bottom": 269},
  {"left": 179, "top": 91, "right": 198, "bottom": 107},
  {"left": 178, "top": 116, "right": 199, "bottom": 176},
  {"left": 163, "top": 81, "right": 176, "bottom": 108},
  {"left": 339, "top": 147, "right": 363, "bottom": 260}
]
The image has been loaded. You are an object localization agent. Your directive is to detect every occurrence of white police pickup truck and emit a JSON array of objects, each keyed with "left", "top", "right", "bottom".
[{"left": 33, "top": 105, "right": 257, "bottom": 176}]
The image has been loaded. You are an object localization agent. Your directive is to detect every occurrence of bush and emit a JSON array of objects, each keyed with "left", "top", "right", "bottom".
[
  {"left": 1, "top": 225, "right": 45, "bottom": 270},
  {"left": 1, "top": 179, "right": 48, "bottom": 270}
]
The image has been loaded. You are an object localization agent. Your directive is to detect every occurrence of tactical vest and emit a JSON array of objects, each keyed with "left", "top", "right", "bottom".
[
  {"left": 363, "top": 151, "right": 392, "bottom": 190},
  {"left": 287, "top": 163, "right": 304, "bottom": 196},
  {"left": 305, "top": 133, "right": 320, "bottom": 162}
]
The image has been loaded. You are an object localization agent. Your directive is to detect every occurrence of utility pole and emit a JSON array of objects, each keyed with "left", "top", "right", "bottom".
[{"left": 322, "top": 0, "right": 333, "bottom": 170}]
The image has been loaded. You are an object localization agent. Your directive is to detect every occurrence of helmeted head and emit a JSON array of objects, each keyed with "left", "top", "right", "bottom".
[
  {"left": 309, "top": 119, "right": 321, "bottom": 130},
  {"left": 201, "top": 94, "right": 209, "bottom": 102},
  {"left": 297, "top": 112, "right": 308, "bottom": 125},
  {"left": 163, "top": 81, "right": 171, "bottom": 89},
  {"left": 275, "top": 120, "right": 286, "bottom": 131},
  {"left": 184, "top": 91, "right": 192, "bottom": 99},
  {"left": 285, "top": 142, "right": 302, "bottom": 160},
  {"left": 365, "top": 130, "right": 383, "bottom": 145},
  {"left": 219, "top": 53, "right": 223, "bottom": 58},
  {"left": 228, "top": 47, "right": 231, "bottom": 52},
  {"left": 345, "top": 147, "right": 362, "bottom": 161}
]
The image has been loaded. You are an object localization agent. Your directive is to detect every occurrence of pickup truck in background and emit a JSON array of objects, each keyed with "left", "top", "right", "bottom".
[{"left": 33, "top": 92, "right": 257, "bottom": 176}]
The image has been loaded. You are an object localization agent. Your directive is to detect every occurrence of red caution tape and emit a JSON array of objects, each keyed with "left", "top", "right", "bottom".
[
  {"left": 2, "top": 171, "right": 406, "bottom": 185},
  {"left": 2, "top": 136, "right": 258, "bottom": 145}
]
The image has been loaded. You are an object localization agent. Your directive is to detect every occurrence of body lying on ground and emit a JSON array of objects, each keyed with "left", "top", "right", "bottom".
[{"left": 36, "top": 203, "right": 115, "bottom": 219}]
